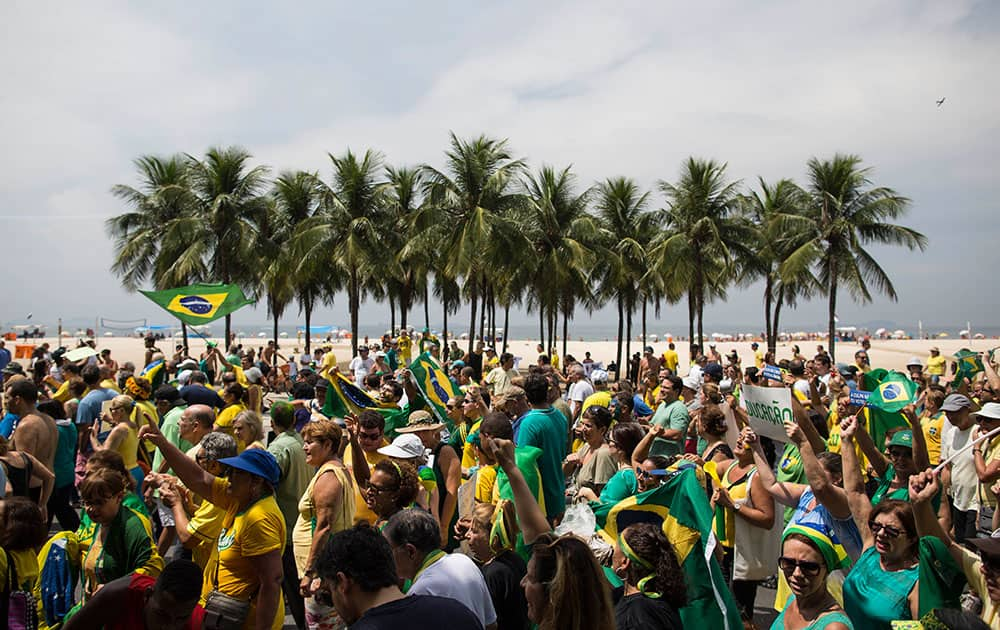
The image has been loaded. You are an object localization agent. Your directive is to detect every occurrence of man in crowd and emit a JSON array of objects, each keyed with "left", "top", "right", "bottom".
[
  {"left": 515, "top": 374, "right": 567, "bottom": 524},
  {"left": 350, "top": 345, "right": 375, "bottom": 387},
  {"left": 483, "top": 352, "right": 518, "bottom": 397},
  {"left": 179, "top": 371, "right": 224, "bottom": 409},
  {"left": 637, "top": 346, "right": 661, "bottom": 385},
  {"left": 566, "top": 364, "right": 593, "bottom": 424},
  {"left": 74, "top": 364, "right": 116, "bottom": 475},
  {"left": 6, "top": 378, "right": 57, "bottom": 505},
  {"left": 649, "top": 375, "right": 689, "bottom": 458}
]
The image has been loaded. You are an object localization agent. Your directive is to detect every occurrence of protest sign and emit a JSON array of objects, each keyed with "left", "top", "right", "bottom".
[
  {"left": 742, "top": 384, "right": 793, "bottom": 442},
  {"left": 849, "top": 389, "right": 870, "bottom": 406},
  {"left": 761, "top": 364, "right": 783, "bottom": 382}
]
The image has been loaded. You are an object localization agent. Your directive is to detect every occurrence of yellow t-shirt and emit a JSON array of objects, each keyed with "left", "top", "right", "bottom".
[
  {"left": 662, "top": 350, "right": 679, "bottom": 373},
  {"left": 215, "top": 404, "right": 246, "bottom": 433},
  {"left": 927, "top": 355, "right": 947, "bottom": 376},
  {"left": 133, "top": 399, "right": 159, "bottom": 457},
  {"left": 319, "top": 351, "right": 338, "bottom": 378},
  {"left": 202, "top": 477, "right": 286, "bottom": 630},
  {"left": 979, "top": 437, "right": 1000, "bottom": 509},
  {"left": 550, "top": 353, "right": 560, "bottom": 372},
  {"left": 397, "top": 336, "right": 412, "bottom": 363},
  {"left": 187, "top": 497, "right": 226, "bottom": 570},
  {"left": 0, "top": 547, "right": 38, "bottom": 591},
  {"left": 476, "top": 465, "right": 498, "bottom": 504},
  {"left": 344, "top": 441, "right": 389, "bottom": 525},
  {"left": 462, "top": 419, "right": 483, "bottom": 471},
  {"left": 959, "top": 545, "right": 1000, "bottom": 627},
  {"left": 754, "top": 350, "right": 764, "bottom": 369},
  {"left": 921, "top": 412, "right": 946, "bottom": 466}
]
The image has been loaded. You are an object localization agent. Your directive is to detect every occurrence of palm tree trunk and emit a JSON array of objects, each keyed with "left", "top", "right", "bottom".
[
  {"left": 304, "top": 299, "right": 312, "bottom": 353},
  {"left": 547, "top": 308, "right": 555, "bottom": 363},
  {"left": 616, "top": 296, "right": 624, "bottom": 382},
  {"left": 562, "top": 307, "right": 568, "bottom": 370},
  {"left": 491, "top": 290, "right": 497, "bottom": 345},
  {"left": 774, "top": 292, "right": 785, "bottom": 352},
  {"left": 442, "top": 296, "right": 448, "bottom": 352},
  {"left": 687, "top": 290, "right": 695, "bottom": 355},
  {"left": 828, "top": 267, "right": 838, "bottom": 362},
  {"left": 478, "top": 281, "right": 487, "bottom": 343},
  {"left": 225, "top": 314, "right": 232, "bottom": 352},
  {"left": 697, "top": 291, "right": 705, "bottom": 356},
  {"left": 641, "top": 298, "right": 647, "bottom": 346},
  {"left": 389, "top": 294, "right": 396, "bottom": 334},
  {"left": 467, "top": 281, "right": 478, "bottom": 355},
  {"left": 538, "top": 306, "right": 544, "bottom": 348},
  {"left": 181, "top": 323, "right": 189, "bottom": 353},
  {"left": 625, "top": 302, "right": 633, "bottom": 382},
  {"left": 764, "top": 276, "right": 773, "bottom": 353},
  {"left": 502, "top": 303, "right": 510, "bottom": 354},
  {"left": 400, "top": 281, "right": 409, "bottom": 330},
  {"left": 424, "top": 284, "right": 430, "bottom": 331},
  {"left": 349, "top": 270, "right": 360, "bottom": 357},
  {"left": 273, "top": 311, "right": 279, "bottom": 349}
]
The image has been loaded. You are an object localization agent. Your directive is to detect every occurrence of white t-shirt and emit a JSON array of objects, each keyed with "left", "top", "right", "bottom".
[
  {"left": 569, "top": 380, "right": 594, "bottom": 404},
  {"left": 348, "top": 356, "right": 375, "bottom": 387},
  {"left": 409, "top": 553, "right": 497, "bottom": 627},
  {"left": 941, "top": 422, "right": 979, "bottom": 512},
  {"left": 793, "top": 379, "right": 811, "bottom": 399}
]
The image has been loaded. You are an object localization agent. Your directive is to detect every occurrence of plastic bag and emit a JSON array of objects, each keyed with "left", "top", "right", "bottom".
[{"left": 554, "top": 501, "right": 596, "bottom": 538}]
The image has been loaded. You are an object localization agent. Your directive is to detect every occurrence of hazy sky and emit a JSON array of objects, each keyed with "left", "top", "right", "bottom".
[{"left": 2, "top": 1, "right": 998, "bottom": 334}]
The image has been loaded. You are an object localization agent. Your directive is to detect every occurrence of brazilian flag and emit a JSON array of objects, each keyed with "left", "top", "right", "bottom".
[
  {"left": 408, "top": 351, "right": 462, "bottom": 426},
  {"left": 953, "top": 348, "right": 984, "bottom": 386},
  {"left": 140, "top": 283, "right": 252, "bottom": 325},
  {"left": 323, "top": 372, "right": 409, "bottom": 436},
  {"left": 863, "top": 370, "right": 915, "bottom": 449},
  {"left": 594, "top": 467, "right": 742, "bottom": 630}
]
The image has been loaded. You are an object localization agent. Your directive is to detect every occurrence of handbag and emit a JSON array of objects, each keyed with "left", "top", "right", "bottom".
[
  {"left": 201, "top": 556, "right": 253, "bottom": 630},
  {"left": 4, "top": 549, "right": 39, "bottom": 630}
]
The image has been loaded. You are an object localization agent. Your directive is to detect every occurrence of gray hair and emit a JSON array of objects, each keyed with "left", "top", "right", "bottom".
[
  {"left": 234, "top": 410, "right": 264, "bottom": 442},
  {"left": 383, "top": 508, "right": 440, "bottom": 554},
  {"left": 200, "top": 432, "right": 237, "bottom": 461}
]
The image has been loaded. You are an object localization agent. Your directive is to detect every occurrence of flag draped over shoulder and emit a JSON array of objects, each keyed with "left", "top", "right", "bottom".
[
  {"left": 322, "top": 372, "right": 409, "bottom": 436},
  {"left": 408, "top": 352, "right": 462, "bottom": 426},
  {"left": 139, "top": 359, "right": 166, "bottom": 390},
  {"left": 953, "top": 348, "right": 984, "bottom": 386},
  {"left": 139, "top": 283, "right": 252, "bottom": 326},
  {"left": 863, "top": 370, "right": 916, "bottom": 448},
  {"left": 594, "top": 467, "right": 742, "bottom": 630}
]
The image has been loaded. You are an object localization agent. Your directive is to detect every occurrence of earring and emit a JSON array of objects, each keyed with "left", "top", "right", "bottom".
[{"left": 613, "top": 565, "right": 626, "bottom": 578}]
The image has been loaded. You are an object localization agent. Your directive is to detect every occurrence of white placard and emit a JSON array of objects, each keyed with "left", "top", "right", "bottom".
[{"left": 742, "top": 384, "right": 793, "bottom": 442}]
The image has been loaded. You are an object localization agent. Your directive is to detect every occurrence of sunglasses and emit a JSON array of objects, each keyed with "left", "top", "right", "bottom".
[
  {"left": 635, "top": 467, "right": 667, "bottom": 480},
  {"left": 869, "top": 520, "right": 903, "bottom": 539},
  {"left": 778, "top": 556, "right": 822, "bottom": 577}
]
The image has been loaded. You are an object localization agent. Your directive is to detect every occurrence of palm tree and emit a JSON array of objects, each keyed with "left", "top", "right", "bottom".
[
  {"left": 784, "top": 154, "right": 927, "bottom": 361},
  {"left": 741, "top": 178, "right": 818, "bottom": 353},
  {"left": 295, "top": 149, "right": 385, "bottom": 356},
  {"left": 421, "top": 133, "right": 526, "bottom": 354},
  {"left": 384, "top": 165, "right": 427, "bottom": 331},
  {"left": 107, "top": 155, "right": 204, "bottom": 347},
  {"left": 161, "top": 147, "right": 270, "bottom": 346},
  {"left": 594, "top": 177, "right": 653, "bottom": 379},
  {"left": 655, "top": 158, "right": 752, "bottom": 354},
  {"left": 521, "top": 165, "right": 598, "bottom": 361},
  {"left": 255, "top": 197, "right": 295, "bottom": 347}
]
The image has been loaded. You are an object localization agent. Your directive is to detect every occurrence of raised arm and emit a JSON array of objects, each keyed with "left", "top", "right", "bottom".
[
  {"left": 745, "top": 427, "right": 804, "bottom": 507},
  {"left": 790, "top": 422, "right": 851, "bottom": 519},
  {"left": 791, "top": 395, "right": 827, "bottom": 456},
  {"left": 138, "top": 422, "right": 215, "bottom": 500},
  {"left": 909, "top": 470, "right": 965, "bottom": 569},
  {"left": 631, "top": 424, "right": 665, "bottom": 470},
  {"left": 983, "top": 353, "right": 1000, "bottom": 392},
  {"left": 483, "top": 436, "right": 550, "bottom": 544},
  {"left": 853, "top": 410, "right": 888, "bottom": 478},
  {"left": 902, "top": 405, "right": 930, "bottom": 472},
  {"left": 839, "top": 415, "right": 874, "bottom": 549}
]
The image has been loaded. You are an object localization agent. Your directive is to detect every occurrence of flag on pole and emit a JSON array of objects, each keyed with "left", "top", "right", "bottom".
[
  {"left": 866, "top": 371, "right": 918, "bottom": 413},
  {"left": 594, "top": 467, "right": 742, "bottom": 630},
  {"left": 139, "top": 283, "right": 253, "bottom": 326},
  {"left": 953, "top": 348, "right": 984, "bottom": 386},
  {"left": 407, "top": 352, "right": 462, "bottom": 425}
]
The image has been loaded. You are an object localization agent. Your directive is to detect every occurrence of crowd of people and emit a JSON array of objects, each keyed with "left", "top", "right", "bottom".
[{"left": 2, "top": 332, "right": 1000, "bottom": 629}]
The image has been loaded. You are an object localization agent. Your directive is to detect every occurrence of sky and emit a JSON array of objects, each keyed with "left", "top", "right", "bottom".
[{"left": 2, "top": 0, "right": 998, "bottom": 335}]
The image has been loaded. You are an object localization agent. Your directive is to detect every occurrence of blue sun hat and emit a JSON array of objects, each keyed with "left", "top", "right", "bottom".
[{"left": 218, "top": 448, "right": 281, "bottom": 485}]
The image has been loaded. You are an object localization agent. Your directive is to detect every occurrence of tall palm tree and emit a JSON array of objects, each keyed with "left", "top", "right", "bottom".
[
  {"left": 421, "top": 133, "right": 526, "bottom": 354},
  {"left": 273, "top": 171, "right": 328, "bottom": 352},
  {"left": 107, "top": 155, "right": 203, "bottom": 346},
  {"left": 384, "top": 166, "right": 427, "bottom": 331},
  {"left": 295, "top": 149, "right": 385, "bottom": 356},
  {"left": 160, "top": 147, "right": 270, "bottom": 346},
  {"left": 741, "top": 178, "right": 818, "bottom": 353},
  {"left": 594, "top": 177, "right": 653, "bottom": 379},
  {"left": 655, "top": 158, "right": 752, "bottom": 353},
  {"left": 521, "top": 165, "right": 598, "bottom": 361},
  {"left": 784, "top": 154, "right": 926, "bottom": 361},
  {"left": 254, "top": 197, "right": 296, "bottom": 347}
]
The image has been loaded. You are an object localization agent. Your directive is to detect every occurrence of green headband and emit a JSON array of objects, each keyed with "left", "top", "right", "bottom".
[
  {"left": 618, "top": 532, "right": 661, "bottom": 599},
  {"left": 489, "top": 502, "right": 513, "bottom": 552},
  {"left": 783, "top": 523, "right": 847, "bottom": 572}
]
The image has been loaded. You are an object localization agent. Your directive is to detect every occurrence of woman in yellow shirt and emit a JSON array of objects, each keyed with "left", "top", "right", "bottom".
[
  {"left": 142, "top": 423, "right": 286, "bottom": 630},
  {"left": 214, "top": 383, "right": 248, "bottom": 442},
  {"left": 91, "top": 394, "right": 143, "bottom": 493},
  {"left": 233, "top": 410, "right": 267, "bottom": 452}
]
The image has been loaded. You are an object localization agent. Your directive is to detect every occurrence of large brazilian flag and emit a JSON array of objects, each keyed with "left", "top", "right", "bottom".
[
  {"left": 863, "top": 370, "right": 916, "bottom": 449},
  {"left": 594, "top": 466, "right": 742, "bottom": 630},
  {"left": 140, "top": 282, "right": 253, "bottom": 326},
  {"left": 322, "top": 372, "right": 409, "bottom": 437},
  {"left": 408, "top": 351, "right": 462, "bottom": 426}
]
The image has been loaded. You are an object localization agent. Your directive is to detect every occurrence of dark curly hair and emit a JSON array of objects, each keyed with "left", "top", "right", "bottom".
[
  {"left": 700, "top": 404, "right": 727, "bottom": 438},
  {"left": 315, "top": 523, "right": 398, "bottom": 591},
  {"left": 373, "top": 459, "right": 419, "bottom": 512},
  {"left": 1, "top": 496, "right": 47, "bottom": 550},
  {"left": 610, "top": 422, "right": 645, "bottom": 461},
  {"left": 620, "top": 523, "right": 687, "bottom": 609},
  {"left": 582, "top": 405, "right": 613, "bottom": 430}
]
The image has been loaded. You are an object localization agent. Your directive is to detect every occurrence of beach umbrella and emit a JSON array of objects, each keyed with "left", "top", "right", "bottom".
[
  {"left": 974, "top": 333, "right": 985, "bottom": 339},
  {"left": 279, "top": 332, "right": 288, "bottom": 338},
  {"left": 892, "top": 330, "right": 906, "bottom": 339},
  {"left": 875, "top": 328, "right": 887, "bottom": 336},
  {"left": 960, "top": 329, "right": 970, "bottom": 336},
  {"left": 258, "top": 332, "right": 267, "bottom": 338},
  {"left": 65, "top": 346, "right": 98, "bottom": 362},
  {"left": 104, "top": 332, "right": 114, "bottom": 337}
]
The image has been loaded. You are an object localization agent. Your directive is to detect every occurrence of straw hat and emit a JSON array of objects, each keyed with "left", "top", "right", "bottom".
[{"left": 395, "top": 410, "right": 445, "bottom": 434}]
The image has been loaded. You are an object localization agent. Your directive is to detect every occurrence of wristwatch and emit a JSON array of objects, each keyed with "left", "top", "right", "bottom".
[{"left": 733, "top": 503, "right": 742, "bottom": 511}]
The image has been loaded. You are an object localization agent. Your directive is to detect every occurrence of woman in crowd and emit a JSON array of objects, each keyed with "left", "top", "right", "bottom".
[
  {"left": 0, "top": 496, "right": 47, "bottom": 591},
  {"left": 91, "top": 394, "right": 144, "bottom": 493},
  {"left": 630, "top": 425, "right": 679, "bottom": 492},
  {"left": 577, "top": 421, "right": 645, "bottom": 504},
  {"left": 377, "top": 432, "right": 439, "bottom": 517},
  {"left": 77, "top": 449, "right": 150, "bottom": 556},
  {"left": 693, "top": 395, "right": 733, "bottom": 467},
  {"left": 464, "top": 500, "right": 530, "bottom": 630},
  {"left": 362, "top": 459, "right": 420, "bottom": 530},
  {"left": 839, "top": 415, "right": 963, "bottom": 628},
  {"left": 0, "top": 434, "right": 54, "bottom": 512},
  {"left": 613, "top": 522, "right": 687, "bottom": 629},
  {"left": 140, "top": 420, "right": 286, "bottom": 630},
  {"left": 78, "top": 466, "right": 163, "bottom": 599},
  {"left": 711, "top": 427, "right": 777, "bottom": 621},
  {"left": 295, "top": 419, "right": 355, "bottom": 630},
  {"left": 124, "top": 376, "right": 158, "bottom": 464},
  {"left": 771, "top": 524, "right": 853, "bottom": 629},
  {"left": 564, "top": 405, "right": 617, "bottom": 497},
  {"left": 233, "top": 410, "right": 266, "bottom": 452},
  {"left": 214, "top": 383, "right": 248, "bottom": 440},
  {"left": 481, "top": 435, "right": 616, "bottom": 630}
]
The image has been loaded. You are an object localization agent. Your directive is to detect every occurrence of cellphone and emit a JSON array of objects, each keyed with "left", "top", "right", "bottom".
[{"left": 101, "top": 399, "right": 114, "bottom": 416}]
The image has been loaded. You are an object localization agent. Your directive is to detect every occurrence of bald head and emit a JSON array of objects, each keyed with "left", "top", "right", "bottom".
[{"left": 187, "top": 404, "right": 216, "bottom": 429}]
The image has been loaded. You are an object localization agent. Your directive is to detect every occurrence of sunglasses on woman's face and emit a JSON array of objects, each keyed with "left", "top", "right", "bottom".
[
  {"left": 869, "top": 520, "right": 903, "bottom": 539},
  {"left": 778, "top": 556, "right": 822, "bottom": 577},
  {"left": 635, "top": 467, "right": 667, "bottom": 480}
]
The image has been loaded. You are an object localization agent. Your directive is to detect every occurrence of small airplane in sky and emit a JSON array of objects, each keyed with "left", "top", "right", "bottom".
[{"left": 936, "top": 97, "right": 946, "bottom": 107}]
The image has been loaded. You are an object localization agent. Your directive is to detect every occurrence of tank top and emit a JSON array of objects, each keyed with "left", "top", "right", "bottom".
[
  {"left": 114, "top": 423, "right": 139, "bottom": 469},
  {"left": 292, "top": 461, "right": 355, "bottom": 574},
  {"left": 842, "top": 546, "right": 917, "bottom": 629},
  {"left": 771, "top": 597, "right": 854, "bottom": 629},
  {"left": 2, "top": 453, "right": 32, "bottom": 497}
]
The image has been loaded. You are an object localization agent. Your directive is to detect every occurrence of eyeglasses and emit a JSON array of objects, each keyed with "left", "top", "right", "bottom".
[
  {"left": 462, "top": 400, "right": 476, "bottom": 405},
  {"left": 778, "top": 556, "right": 822, "bottom": 577},
  {"left": 358, "top": 431, "right": 382, "bottom": 441},
  {"left": 81, "top": 494, "right": 120, "bottom": 509},
  {"left": 869, "top": 520, "right": 903, "bottom": 539}
]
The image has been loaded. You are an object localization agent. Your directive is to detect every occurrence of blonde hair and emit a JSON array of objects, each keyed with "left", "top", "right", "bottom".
[
  {"left": 111, "top": 394, "right": 136, "bottom": 416},
  {"left": 234, "top": 410, "right": 265, "bottom": 443}
]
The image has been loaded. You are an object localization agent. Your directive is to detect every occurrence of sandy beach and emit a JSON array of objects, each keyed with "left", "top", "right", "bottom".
[{"left": 11, "top": 333, "right": 998, "bottom": 377}]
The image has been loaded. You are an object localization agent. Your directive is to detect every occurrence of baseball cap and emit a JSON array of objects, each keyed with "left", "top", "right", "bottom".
[
  {"left": 218, "top": 449, "right": 281, "bottom": 486},
  {"left": 974, "top": 402, "right": 1000, "bottom": 422},
  {"left": 888, "top": 430, "right": 914, "bottom": 450},
  {"left": 378, "top": 434, "right": 426, "bottom": 459},
  {"left": 905, "top": 357, "right": 923, "bottom": 368},
  {"left": 2, "top": 362, "right": 24, "bottom": 376},
  {"left": 941, "top": 394, "right": 972, "bottom": 412},
  {"left": 358, "top": 345, "right": 369, "bottom": 352},
  {"left": 930, "top": 346, "right": 940, "bottom": 353},
  {"left": 450, "top": 360, "right": 466, "bottom": 370},
  {"left": 682, "top": 375, "right": 700, "bottom": 391},
  {"left": 751, "top": 342, "right": 759, "bottom": 348},
  {"left": 643, "top": 346, "right": 654, "bottom": 354},
  {"left": 703, "top": 363, "right": 724, "bottom": 380}
]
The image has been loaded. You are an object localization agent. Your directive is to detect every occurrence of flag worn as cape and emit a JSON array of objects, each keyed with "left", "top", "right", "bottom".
[
  {"left": 594, "top": 466, "right": 742, "bottom": 630},
  {"left": 408, "top": 351, "right": 462, "bottom": 426},
  {"left": 140, "top": 283, "right": 252, "bottom": 326},
  {"left": 322, "top": 372, "right": 409, "bottom": 437}
]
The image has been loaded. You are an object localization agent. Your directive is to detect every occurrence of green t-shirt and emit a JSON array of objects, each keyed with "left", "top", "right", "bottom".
[
  {"left": 516, "top": 407, "right": 568, "bottom": 520},
  {"left": 151, "top": 405, "right": 192, "bottom": 475},
  {"left": 777, "top": 442, "right": 807, "bottom": 524},
  {"left": 649, "top": 400, "right": 689, "bottom": 457},
  {"left": 597, "top": 468, "right": 637, "bottom": 505}
]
